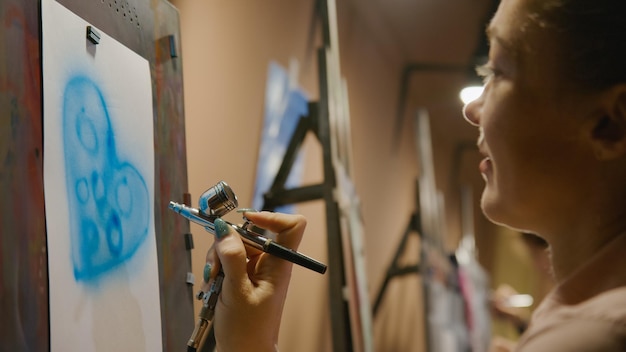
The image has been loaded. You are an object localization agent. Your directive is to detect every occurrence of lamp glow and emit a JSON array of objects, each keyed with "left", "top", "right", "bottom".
[
  {"left": 460, "top": 86, "right": 484, "bottom": 104},
  {"left": 505, "top": 294, "right": 534, "bottom": 308}
]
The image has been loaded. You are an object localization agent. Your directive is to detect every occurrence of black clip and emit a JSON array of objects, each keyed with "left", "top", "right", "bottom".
[
  {"left": 87, "top": 26, "right": 101, "bottom": 45},
  {"left": 184, "top": 233, "right": 194, "bottom": 250}
]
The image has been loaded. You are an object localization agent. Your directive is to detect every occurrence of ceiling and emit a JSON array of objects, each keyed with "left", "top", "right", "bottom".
[
  {"left": 361, "top": 0, "right": 496, "bottom": 65},
  {"left": 339, "top": 0, "right": 498, "bottom": 151}
]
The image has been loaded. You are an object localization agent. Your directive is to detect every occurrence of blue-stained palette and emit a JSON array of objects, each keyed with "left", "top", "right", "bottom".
[{"left": 63, "top": 76, "right": 149, "bottom": 282}]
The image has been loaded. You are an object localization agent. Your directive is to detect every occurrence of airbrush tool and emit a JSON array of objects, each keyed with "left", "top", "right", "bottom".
[
  {"left": 169, "top": 181, "right": 327, "bottom": 351},
  {"left": 169, "top": 181, "right": 327, "bottom": 274}
]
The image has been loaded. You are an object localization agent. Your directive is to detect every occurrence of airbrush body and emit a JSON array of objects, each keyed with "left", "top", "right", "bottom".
[{"left": 168, "top": 201, "right": 327, "bottom": 274}]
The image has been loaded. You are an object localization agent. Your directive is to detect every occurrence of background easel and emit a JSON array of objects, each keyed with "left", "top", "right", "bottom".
[{"left": 201, "top": 1, "right": 372, "bottom": 350}]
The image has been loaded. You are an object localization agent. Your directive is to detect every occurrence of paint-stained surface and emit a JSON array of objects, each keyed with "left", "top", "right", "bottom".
[
  {"left": 0, "top": 1, "right": 48, "bottom": 351},
  {"left": 151, "top": 2, "right": 195, "bottom": 348}
]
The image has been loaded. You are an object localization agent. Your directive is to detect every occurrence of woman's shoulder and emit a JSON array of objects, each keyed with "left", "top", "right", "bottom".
[
  {"left": 516, "top": 287, "right": 626, "bottom": 351},
  {"left": 577, "top": 286, "right": 626, "bottom": 324},
  {"left": 533, "top": 286, "right": 626, "bottom": 323},
  {"left": 517, "top": 317, "right": 626, "bottom": 351}
]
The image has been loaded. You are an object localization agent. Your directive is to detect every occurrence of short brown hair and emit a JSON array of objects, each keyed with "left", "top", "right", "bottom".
[{"left": 524, "top": 0, "right": 626, "bottom": 92}]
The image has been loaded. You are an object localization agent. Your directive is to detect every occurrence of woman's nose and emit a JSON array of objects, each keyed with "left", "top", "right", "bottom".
[{"left": 462, "top": 97, "right": 480, "bottom": 126}]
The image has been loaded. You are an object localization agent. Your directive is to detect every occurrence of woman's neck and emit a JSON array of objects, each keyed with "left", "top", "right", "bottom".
[{"left": 548, "top": 230, "right": 626, "bottom": 304}]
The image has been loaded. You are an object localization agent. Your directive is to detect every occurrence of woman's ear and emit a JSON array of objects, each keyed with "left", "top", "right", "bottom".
[{"left": 590, "top": 85, "right": 626, "bottom": 160}]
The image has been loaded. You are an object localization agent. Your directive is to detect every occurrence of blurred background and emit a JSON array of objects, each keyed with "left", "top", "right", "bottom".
[{"left": 168, "top": 0, "right": 553, "bottom": 351}]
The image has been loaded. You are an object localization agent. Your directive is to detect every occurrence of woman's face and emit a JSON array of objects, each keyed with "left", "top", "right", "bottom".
[{"left": 463, "top": 0, "right": 597, "bottom": 234}]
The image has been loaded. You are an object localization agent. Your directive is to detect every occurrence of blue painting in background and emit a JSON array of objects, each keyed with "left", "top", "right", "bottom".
[
  {"left": 63, "top": 76, "right": 150, "bottom": 282},
  {"left": 252, "top": 62, "right": 308, "bottom": 213}
]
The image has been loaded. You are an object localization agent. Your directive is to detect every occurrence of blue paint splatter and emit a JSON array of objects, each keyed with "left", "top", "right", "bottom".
[{"left": 62, "top": 76, "right": 150, "bottom": 282}]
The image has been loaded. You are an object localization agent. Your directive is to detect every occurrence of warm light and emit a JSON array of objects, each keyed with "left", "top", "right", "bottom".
[
  {"left": 459, "top": 86, "right": 484, "bottom": 104},
  {"left": 505, "top": 294, "right": 534, "bottom": 308}
]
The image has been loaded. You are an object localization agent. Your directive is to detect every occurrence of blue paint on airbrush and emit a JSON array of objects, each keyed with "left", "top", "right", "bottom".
[{"left": 62, "top": 76, "right": 150, "bottom": 282}]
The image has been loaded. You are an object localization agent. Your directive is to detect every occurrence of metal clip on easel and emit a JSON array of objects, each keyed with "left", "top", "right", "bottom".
[{"left": 169, "top": 181, "right": 327, "bottom": 352}]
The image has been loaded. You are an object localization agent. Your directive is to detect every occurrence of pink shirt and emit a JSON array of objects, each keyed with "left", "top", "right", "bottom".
[{"left": 515, "top": 234, "right": 626, "bottom": 351}]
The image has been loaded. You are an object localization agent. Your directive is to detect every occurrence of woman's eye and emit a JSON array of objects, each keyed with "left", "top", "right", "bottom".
[{"left": 475, "top": 64, "right": 501, "bottom": 85}]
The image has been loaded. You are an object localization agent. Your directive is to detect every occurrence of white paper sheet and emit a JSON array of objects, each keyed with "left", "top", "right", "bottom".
[{"left": 42, "top": 0, "right": 162, "bottom": 350}]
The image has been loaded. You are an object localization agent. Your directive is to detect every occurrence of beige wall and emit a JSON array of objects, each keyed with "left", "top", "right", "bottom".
[{"left": 168, "top": 1, "right": 530, "bottom": 351}]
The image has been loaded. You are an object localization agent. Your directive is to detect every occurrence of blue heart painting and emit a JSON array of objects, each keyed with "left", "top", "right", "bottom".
[{"left": 62, "top": 76, "right": 150, "bottom": 282}]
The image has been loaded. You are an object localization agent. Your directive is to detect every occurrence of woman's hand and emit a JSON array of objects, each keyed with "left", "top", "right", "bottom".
[{"left": 203, "top": 211, "right": 307, "bottom": 352}]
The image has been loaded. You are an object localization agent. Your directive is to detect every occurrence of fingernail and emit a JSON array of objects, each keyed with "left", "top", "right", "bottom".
[
  {"left": 236, "top": 208, "right": 258, "bottom": 213},
  {"left": 214, "top": 218, "right": 230, "bottom": 240},
  {"left": 203, "top": 263, "right": 212, "bottom": 283}
]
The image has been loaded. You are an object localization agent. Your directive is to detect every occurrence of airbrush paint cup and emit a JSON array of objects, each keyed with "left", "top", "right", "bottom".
[{"left": 198, "top": 180, "right": 238, "bottom": 217}]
